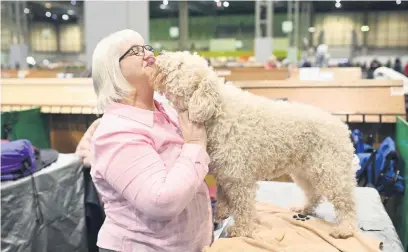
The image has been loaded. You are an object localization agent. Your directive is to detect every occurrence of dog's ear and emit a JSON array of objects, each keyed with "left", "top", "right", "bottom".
[{"left": 188, "top": 78, "right": 220, "bottom": 123}]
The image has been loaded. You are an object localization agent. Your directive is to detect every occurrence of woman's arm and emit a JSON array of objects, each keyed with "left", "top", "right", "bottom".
[{"left": 94, "top": 132, "right": 210, "bottom": 221}]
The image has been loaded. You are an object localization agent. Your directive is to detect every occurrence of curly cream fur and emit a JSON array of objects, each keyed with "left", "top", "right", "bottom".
[{"left": 152, "top": 52, "right": 358, "bottom": 239}]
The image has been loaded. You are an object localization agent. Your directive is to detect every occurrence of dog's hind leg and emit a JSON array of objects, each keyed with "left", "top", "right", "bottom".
[
  {"left": 326, "top": 180, "right": 357, "bottom": 239},
  {"left": 290, "top": 173, "right": 322, "bottom": 214},
  {"left": 314, "top": 153, "right": 357, "bottom": 239},
  {"left": 223, "top": 181, "right": 257, "bottom": 238}
]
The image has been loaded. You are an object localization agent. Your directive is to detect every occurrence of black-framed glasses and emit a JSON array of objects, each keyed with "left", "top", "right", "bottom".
[{"left": 119, "top": 45, "right": 154, "bottom": 62}]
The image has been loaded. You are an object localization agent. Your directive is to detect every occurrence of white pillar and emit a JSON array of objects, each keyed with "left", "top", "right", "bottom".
[
  {"left": 254, "top": 0, "right": 274, "bottom": 63},
  {"left": 286, "top": 0, "right": 299, "bottom": 64},
  {"left": 294, "top": 0, "right": 300, "bottom": 50},
  {"left": 178, "top": 1, "right": 189, "bottom": 50},
  {"left": 7, "top": 1, "right": 29, "bottom": 69},
  {"left": 84, "top": 1, "right": 149, "bottom": 69},
  {"left": 15, "top": 1, "right": 22, "bottom": 44},
  {"left": 266, "top": 1, "right": 273, "bottom": 38},
  {"left": 287, "top": 0, "right": 293, "bottom": 46},
  {"left": 22, "top": 1, "right": 29, "bottom": 46}
]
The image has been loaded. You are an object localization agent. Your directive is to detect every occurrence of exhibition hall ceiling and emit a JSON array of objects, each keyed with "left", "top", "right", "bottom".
[
  {"left": 20, "top": 1, "right": 408, "bottom": 22},
  {"left": 149, "top": 0, "right": 408, "bottom": 18},
  {"left": 25, "top": 1, "right": 81, "bottom": 22}
]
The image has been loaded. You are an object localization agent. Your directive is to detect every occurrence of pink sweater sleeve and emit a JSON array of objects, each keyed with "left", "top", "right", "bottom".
[{"left": 95, "top": 132, "right": 210, "bottom": 221}]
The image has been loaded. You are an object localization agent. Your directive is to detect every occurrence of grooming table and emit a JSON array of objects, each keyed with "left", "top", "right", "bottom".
[
  {"left": 214, "top": 181, "right": 404, "bottom": 252},
  {"left": 1, "top": 154, "right": 87, "bottom": 252}
]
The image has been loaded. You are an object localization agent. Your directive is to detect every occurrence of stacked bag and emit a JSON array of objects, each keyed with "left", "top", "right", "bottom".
[
  {"left": 1, "top": 139, "right": 59, "bottom": 181},
  {"left": 352, "top": 129, "right": 404, "bottom": 200},
  {"left": 1, "top": 139, "right": 38, "bottom": 181}
]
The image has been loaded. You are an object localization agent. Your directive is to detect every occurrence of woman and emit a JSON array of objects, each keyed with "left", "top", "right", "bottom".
[
  {"left": 394, "top": 58, "right": 402, "bottom": 73},
  {"left": 264, "top": 55, "right": 280, "bottom": 70},
  {"left": 89, "top": 30, "right": 212, "bottom": 252}
]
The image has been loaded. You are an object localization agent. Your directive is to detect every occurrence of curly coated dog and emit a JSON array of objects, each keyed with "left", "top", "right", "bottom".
[{"left": 151, "top": 51, "right": 357, "bottom": 239}]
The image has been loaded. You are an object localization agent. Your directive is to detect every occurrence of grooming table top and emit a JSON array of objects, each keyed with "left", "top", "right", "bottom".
[{"left": 213, "top": 181, "right": 404, "bottom": 252}]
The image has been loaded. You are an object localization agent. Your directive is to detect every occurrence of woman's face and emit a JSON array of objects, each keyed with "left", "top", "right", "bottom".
[{"left": 119, "top": 34, "right": 155, "bottom": 89}]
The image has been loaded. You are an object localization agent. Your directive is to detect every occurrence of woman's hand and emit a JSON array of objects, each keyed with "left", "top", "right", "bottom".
[
  {"left": 75, "top": 118, "right": 101, "bottom": 167},
  {"left": 178, "top": 111, "right": 207, "bottom": 149}
]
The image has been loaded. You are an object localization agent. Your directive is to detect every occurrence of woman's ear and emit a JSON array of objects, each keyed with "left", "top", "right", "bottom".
[{"left": 188, "top": 78, "right": 220, "bottom": 123}]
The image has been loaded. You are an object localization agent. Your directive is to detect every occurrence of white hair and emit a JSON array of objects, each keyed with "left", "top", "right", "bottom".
[{"left": 92, "top": 29, "right": 139, "bottom": 111}]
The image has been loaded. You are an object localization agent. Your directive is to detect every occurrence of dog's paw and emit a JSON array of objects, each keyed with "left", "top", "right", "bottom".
[
  {"left": 330, "top": 227, "right": 354, "bottom": 239},
  {"left": 290, "top": 206, "right": 304, "bottom": 213},
  {"left": 290, "top": 205, "right": 314, "bottom": 214}
]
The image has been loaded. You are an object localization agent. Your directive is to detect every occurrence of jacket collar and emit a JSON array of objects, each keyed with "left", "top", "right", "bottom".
[{"left": 105, "top": 100, "right": 166, "bottom": 128}]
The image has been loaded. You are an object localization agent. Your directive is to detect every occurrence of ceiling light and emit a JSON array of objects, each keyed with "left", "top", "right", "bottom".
[
  {"left": 336, "top": 0, "right": 341, "bottom": 2},
  {"left": 52, "top": 14, "right": 57, "bottom": 20},
  {"left": 163, "top": 0, "right": 168, "bottom": 6},
  {"left": 361, "top": 25, "right": 369, "bottom": 32},
  {"left": 214, "top": 0, "right": 220, "bottom": 2},
  {"left": 335, "top": 2, "right": 341, "bottom": 8},
  {"left": 71, "top": 0, "right": 76, "bottom": 5},
  {"left": 282, "top": 21, "right": 293, "bottom": 33},
  {"left": 223, "top": 1, "right": 229, "bottom": 7},
  {"left": 308, "top": 27, "right": 316, "bottom": 33},
  {"left": 160, "top": 4, "right": 166, "bottom": 9},
  {"left": 45, "top": 2, "right": 52, "bottom": 8},
  {"left": 45, "top": 11, "right": 51, "bottom": 17},
  {"left": 24, "top": 8, "right": 30, "bottom": 14},
  {"left": 169, "top": 27, "right": 179, "bottom": 38},
  {"left": 62, "top": 14, "right": 69, "bottom": 20},
  {"left": 26, "top": 56, "right": 36, "bottom": 65},
  {"left": 396, "top": 0, "right": 402, "bottom": 4},
  {"left": 67, "top": 9, "right": 75, "bottom": 15},
  {"left": 216, "top": 1, "right": 222, "bottom": 7}
]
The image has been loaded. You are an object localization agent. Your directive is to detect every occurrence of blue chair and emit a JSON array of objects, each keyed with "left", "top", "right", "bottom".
[
  {"left": 352, "top": 129, "right": 374, "bottom": 154},
  {"left": 352, "top": 129, "right": 375, "bottom": 184},
  {"left": 357, "top": 137, "right": 404, "bottom": 198}
]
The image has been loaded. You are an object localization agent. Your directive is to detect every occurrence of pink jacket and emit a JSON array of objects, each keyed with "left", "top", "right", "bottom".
[{"left": 91, "top": 101, "right": 213, "bottom": 252}]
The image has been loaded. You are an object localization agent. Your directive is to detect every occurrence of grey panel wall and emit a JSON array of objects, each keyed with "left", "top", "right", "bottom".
[{"left": 84, "top": 1, "right": 149, "bottom": 69}]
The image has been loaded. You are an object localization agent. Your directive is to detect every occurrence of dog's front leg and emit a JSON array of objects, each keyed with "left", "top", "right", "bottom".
[{"left": 223, "top": 181, "right": 257, "bottom": 238}]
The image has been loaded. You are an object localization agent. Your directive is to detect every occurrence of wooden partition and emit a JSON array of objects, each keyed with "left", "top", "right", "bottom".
[
  {"left": 215, "top": 67, "right": 362, "bottom": 82},
  {"left": 1, "top": 70, "right": 67, "bottom": 79},
  {"left": 2, "top": 78, "right": 97, "bottom": 152},
  {"left": 2, "top": 78, "right": 405, "bottom": 152},
  {"left": 290, "top": 67, "right": 362, "bottom": 81},
  {"left": 216, "top": 68, "right": 290, "bottom": 81},
  {"left": 1, "top": 78, "right": 97, "bottom": 111},
  {"left": 2, "top": 67, "right": 360, "bottom": 81},
  {"left": 233, "top": 79, "right": 401, "bottom": 88},
  {"left": 234, "top": 79, "right": 406, "bottom": 123}
]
